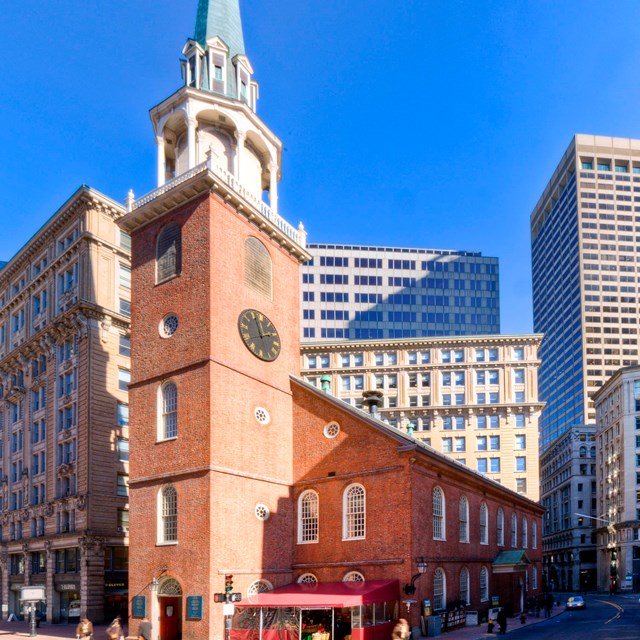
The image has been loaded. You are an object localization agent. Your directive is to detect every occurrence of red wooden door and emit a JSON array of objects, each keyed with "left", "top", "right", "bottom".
[{"left": 160, "top": 597, "right": 182, "bottom": 640}]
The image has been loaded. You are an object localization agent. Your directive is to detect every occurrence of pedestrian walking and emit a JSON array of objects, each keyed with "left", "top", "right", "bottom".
[
  {"left": 76, "top": 617, "right": 94, "bottom": 640},
  {"left": 391, "top": 618, "right": 410, "bottom": 640},
  {"left": 106, "top": 615, "right": 124, "bottom": 640},
  {"left": 138, "top": 616, "right": 152, "bottom": 640}
]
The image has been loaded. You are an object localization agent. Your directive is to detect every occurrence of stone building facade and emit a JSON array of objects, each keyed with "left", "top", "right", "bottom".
[
  {"left": 300, "top": 335, "right": 543, "bottom": 500},
  {"left": 0, "top": 187, "right": 130, "bottom": 622},
  {"left": 593, "top": 365, "right": 640, "bottom": 592},
  {"left": 539, "top": 426, "right": 598, "bottom": 592}
]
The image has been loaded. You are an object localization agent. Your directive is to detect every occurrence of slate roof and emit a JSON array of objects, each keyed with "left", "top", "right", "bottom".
[{"left": 194, "top": 0, "right": 245, "bottom": 58}]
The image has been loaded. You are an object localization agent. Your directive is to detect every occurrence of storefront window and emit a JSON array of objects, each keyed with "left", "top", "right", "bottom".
[
  {"left": 55, "top": 548, "right": 79, "bottom": 573},
  {"left": 104, "top": 546, "right": 129, "bottom": 571}
]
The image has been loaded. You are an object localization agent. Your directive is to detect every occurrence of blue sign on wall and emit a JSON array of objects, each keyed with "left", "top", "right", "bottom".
[
  {"left": 132, "top": 596, "right": 146, "bottom": 618},
  {"left": 186, "top": 596, "right": 203, "bottom": 620}
]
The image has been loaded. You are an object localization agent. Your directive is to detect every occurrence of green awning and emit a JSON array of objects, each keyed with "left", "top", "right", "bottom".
[{"left": 492, "top": 550, "right": 531, "bottom": 573}]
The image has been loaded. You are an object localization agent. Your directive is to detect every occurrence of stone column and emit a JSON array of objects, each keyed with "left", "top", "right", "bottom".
[
  {"left": 269, "top": 162, "right": 279, "bottom": 214},
  {"left": 156, "top": 135, "right": 166, "bottom": 187},
  {"left": 234, "top": 130, "right": 246, "bottom": 180},
  {"left": 44, "top": 541, "right": 54, "bottom": 624},
  {"left": 150, "top": 579, "right": 160, "bottom": 640},
  {"left": 0, "top": 548, "right": 8, "bottom": 620},
  {"left": 80, "top": 536, "right": 105, "bottom": 623},
  {"left": 187, "top": 118, "right": 197, "bottom": 170}
]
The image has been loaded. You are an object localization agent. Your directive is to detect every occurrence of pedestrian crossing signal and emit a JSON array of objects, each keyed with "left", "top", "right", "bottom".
[{"left": 214, "top": 593, "right": 226, "bottom": 603}]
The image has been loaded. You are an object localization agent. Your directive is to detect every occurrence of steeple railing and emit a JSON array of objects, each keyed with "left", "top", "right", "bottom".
[{"left": 132, "top": 158, "right": 306, "bottom": 248}]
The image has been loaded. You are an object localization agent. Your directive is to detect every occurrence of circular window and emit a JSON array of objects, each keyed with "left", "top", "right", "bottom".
[
  {"left": 343, "top": 571, "right": 365, "bottom": 582},
  {"left": 247, "top": 580, "right": 273, "bottom": 596},
  {"left": 255, "top": 407, "right": 271, "bottom": 425},
  {"left": 297, "top": 573, "right": 318, "bottom": 585},
  {"left": 323, "top": 422, "right": 340, "bottom": 439},
  {"left": 160, "top": 314, "right": 179, "bottom": 338},
  {"left": 255, "top": 503, "right": 270, "bottom": 521}
]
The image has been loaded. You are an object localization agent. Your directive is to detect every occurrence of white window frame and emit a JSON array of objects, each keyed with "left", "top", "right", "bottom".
[
  {"left": 157, "top": 381, "right": 178, "bottom": 441},
  {"left": 459, "top": 567, "right": 470, "bottom": 605},
  {"left": 522, "top": 518, "right": 528, "bottom": 548},
  {"left": 459, "top": 496, "right": 469, "bottom": 543},
  {"left": 433, "top": 568, "right": 446, "bottom": 610},
  {"left": 433, "top": 486, "right": 446, "bottom": 540},
  {"left": 511, "top": 513, "right": 517, "bottom": 547},
  {"left": 342, "top": 484, "right": 366, "bottom": 540},
  {"left": 158, "top": 485, "right": 178, "bottom": 545},
  {"left": 480, "top": 566, "right": 489, "bottom": 602},
  {"left": 480, "top": 502, "right": 488, "bottom": 545},
  {"left": 497, "top": 507, "right": 504, "bottom": 546},
  {"left": 532, "top": 520, "right": 538, "bottom": 549},
  {"left": 298, "top": 490, "right": 319, "bottom": 544}
]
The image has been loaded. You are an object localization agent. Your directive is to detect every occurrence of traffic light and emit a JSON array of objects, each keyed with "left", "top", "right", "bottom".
[{"left": 225, "top": 575, "right": 234, "bottom": 593}]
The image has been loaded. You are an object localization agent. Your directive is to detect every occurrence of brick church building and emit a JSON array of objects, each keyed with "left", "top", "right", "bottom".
[{"left": 121, "top": 2, "right": 543, "bottom": 640}]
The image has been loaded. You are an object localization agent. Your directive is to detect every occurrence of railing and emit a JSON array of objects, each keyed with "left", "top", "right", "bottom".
[{"left": 132, "top": 158, "right": 306, "bottom": 248}]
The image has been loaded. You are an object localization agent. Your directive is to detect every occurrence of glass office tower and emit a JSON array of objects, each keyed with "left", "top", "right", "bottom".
[{"left": 531, "top": 134, "right": 640, "bottom": 451}]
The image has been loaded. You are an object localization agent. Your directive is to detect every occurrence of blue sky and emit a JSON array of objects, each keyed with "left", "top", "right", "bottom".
[{"left": 2, "top": 0, "right": 640, "bottom": 333}]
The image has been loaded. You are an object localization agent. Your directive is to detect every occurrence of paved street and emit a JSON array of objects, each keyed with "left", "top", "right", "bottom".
[{"left": 430, "top": 593, "right": 640, "bottom": 640}]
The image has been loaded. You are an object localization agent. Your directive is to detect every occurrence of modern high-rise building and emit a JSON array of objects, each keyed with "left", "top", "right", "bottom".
[
  {"left": 300, "top": 244, "right": 500, "bottom": 342},
  {"left": 300, "top": 334, "right": 543, "bottom": 500},
  {"left": 0, "top": 188, "right": 131, "bottom": 622},
  {"left": 531, "top": 135, "right": 640, "bottom": 451}
]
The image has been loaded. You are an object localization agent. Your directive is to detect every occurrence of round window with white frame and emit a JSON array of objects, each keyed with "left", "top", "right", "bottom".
[
  {"left": 297, "top": 573, "right": 318, "bottom": 585},
  {"left": 159, "top": 313, "right": 179, "bottom": 338},
  {"left": 323, "top": 421, "right": 340, "bottom": 439},
  {"left": 255, "top": 407, "right": 271, "bottom": 426},
  {"left": 343, "top": 571, "right": 365, "bottom": 582},
  {"left": 255, "top": 503, "right": 270, "bottom": 521},
  {"left": 247, "top": 580, "right": 274, "bottom": 596}
]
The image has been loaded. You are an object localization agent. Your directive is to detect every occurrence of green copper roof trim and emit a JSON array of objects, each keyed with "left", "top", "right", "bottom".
[
  {"left": 492, "top": 550, "right": 531, "bottom": 567},
  {"left": 194, "top": 0, "right": 245, "bottom": 58}
]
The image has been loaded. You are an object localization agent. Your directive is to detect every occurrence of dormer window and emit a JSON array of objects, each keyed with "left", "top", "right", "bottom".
[
  {"left": 210, "top": 51, "right": 226, "bottom": 94},
  {"left": 188, "top": 56, "right": 197, "bottom": 88}
]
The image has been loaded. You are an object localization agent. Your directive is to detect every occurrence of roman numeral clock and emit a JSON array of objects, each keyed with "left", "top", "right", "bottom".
[{"left": 238, "top": 309, "right": 281, "bottom": 362}]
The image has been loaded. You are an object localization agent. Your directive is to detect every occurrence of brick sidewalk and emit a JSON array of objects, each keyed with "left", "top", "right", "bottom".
[{"left": 0, "top": 622, "right": 114, "bottom": 639}]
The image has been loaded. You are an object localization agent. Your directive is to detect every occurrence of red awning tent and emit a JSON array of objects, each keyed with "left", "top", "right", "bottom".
[{"left": 239, "top": 581, "right": 399, "bottom": 608}]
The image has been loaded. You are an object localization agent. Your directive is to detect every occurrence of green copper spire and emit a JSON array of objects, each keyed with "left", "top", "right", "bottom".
[{"left": 194, "top": 0, "right": 245, "bottom": 59}]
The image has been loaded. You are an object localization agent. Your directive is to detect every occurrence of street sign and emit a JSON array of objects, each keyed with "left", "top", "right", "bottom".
[{"left": 20, "top": 587, "right": 45, "bottom": 602}]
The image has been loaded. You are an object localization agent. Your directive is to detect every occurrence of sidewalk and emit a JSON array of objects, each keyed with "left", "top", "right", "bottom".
[
  {"left": 427, "top": 603, "right": 565, "bottom": 640},
  {"left": 0, "top": 621, "right": 112, "bottom": 639}
]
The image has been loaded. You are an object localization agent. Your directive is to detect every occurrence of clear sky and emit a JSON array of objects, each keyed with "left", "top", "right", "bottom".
[{"left": 1, "top": 0, "right": 640, "bottom": 334}]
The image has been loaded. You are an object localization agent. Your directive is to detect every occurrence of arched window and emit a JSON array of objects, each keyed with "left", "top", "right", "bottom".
[
  {"left": 479, "top": 567, "right": 489, "bottom": 602},
  {"left": 245, "top": 237, "right": 273, "bottom": 299},
  {"left": 298, "top": 573, "right": 317, "bottom": 584},
  {"left": 497, "top": 507, "right": 504, "bottom": 546},
  {"left": 532, "top": 567, "right": 538, "bottom": 590},
  {"left": 247, "top": 580, "right": 273, "bottom": 595},
  {"left": 590, "top": 446, "right": 596, "bottom": 458},
  {"left": 532, "top": 520, "right": 538, "bottom": 549},
  {"left": 480, "top": 503, "right": 488, "bottom": 545},
  {"left": 159, "top": 486, "right": 177, "bottom": 543},
  {"left": 433, "top": 487, "right": 445, "bottom": 540},
  {"left": 160, "top": 381, "right": 178, "bottom": 440},
  {"left": 433, "top": 568, "right": 446, "bottom": 610},
  {"left": 343, "top": 571, "right": 365, "bottom": 582},
  {"left": 579, "top": 446, "right": 587, "bottom": 458},
  {"left": 459, "top": 496, "right": 469, "bottom": 543},
  {"left": 156, "top": 223, "right": 182, "bottom": 283},
  {"left": 522, "top": 518, "right": 528, "bottom": 548},
  {"left": 511, "top": 513, "right": 517, "bottom": 547},
  {"left": 298, "top": 490, "right": 319, "bottom": 544},
  {"left": 459, "top": 567, "right": 470, "bottom": 605},
  {"left": 343, "top": 484, "right": 366, "bottom": 540}
]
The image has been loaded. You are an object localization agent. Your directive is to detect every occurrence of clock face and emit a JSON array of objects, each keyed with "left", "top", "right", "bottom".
[{"left": 238, "top": 309, "right": 281, "bottom": 361}]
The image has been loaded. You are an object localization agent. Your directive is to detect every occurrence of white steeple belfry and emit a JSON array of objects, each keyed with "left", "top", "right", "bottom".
[{"left": 149, "top": 0, "right": 281, "bottom": 214}]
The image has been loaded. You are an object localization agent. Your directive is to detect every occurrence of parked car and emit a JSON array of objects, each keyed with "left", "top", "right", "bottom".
[{"left": 566, "top": 596, "right": 586, "bottom": 610}]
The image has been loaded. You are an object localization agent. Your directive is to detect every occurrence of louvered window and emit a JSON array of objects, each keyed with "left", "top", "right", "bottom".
[
  {"left": 156, "top": 224, "right": 182, "bottom": 284},
  {"left": 245, "top": 237, "right": 272, "bottom": 299}
]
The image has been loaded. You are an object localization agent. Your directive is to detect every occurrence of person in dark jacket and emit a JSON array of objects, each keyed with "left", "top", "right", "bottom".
[{"left": 496, "top": 608, "right": 507, "bottom": 635}]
